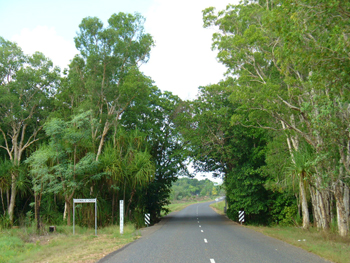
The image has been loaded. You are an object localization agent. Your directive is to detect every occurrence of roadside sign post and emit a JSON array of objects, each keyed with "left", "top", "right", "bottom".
[
  {"left": 73, "top": 198, "right": 97, "bottom": 236},
  {"left": 239, "top": 210, "right": 245, "bottom": 225},
  {"left": 145, "top": 213, "right": 150, "bottom": 226},
  {"left": 120, "top": 200, "right": 124, "bottom": 234}
]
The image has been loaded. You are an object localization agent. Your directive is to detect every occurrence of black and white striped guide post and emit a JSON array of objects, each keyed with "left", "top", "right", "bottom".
[
  {"left": 145, "top": 213, "right": 150, "bottom": 226},
  {"left": 239, "top": 210, "right": 245, "bottom": 224}
]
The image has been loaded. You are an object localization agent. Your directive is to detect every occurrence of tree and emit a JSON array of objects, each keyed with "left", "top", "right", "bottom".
[
  {"left": 0, "top": 37, "right": 60, "bottom": 223},
  {"left": 177, "top": 83, "right": 271, "bottom": 223},
  {"left": 27, "top": 111, "right": 99, "bottom": 226},
  {"left": 203, "top": 0, "right": 350, "bottom": 235},
  {"left": 121, "top": 89, "right": 189, "bottom": 223},
  {"left": 100, "top": 128, "right": 155, "bottom": 221},
  {"left": 69, "top": 12, "right": 154, "bottom": 161}
]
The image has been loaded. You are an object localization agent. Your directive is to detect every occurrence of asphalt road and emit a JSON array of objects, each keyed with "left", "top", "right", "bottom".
[{"left": 98, "top": 201, "right": 330, "bottom": 263}]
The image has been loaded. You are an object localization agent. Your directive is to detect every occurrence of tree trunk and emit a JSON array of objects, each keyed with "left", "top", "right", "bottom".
[
  {"left": 334, "top": 181, "right": 349, "bottom": 237},
  {"left": 63, "top": 202, "right": 67, "bottom": 221},
  {"left": 6, "top": 189, "right": 10, "bottom": 209},
  {"left": 295, "top": 193, "right": 301, "bottom": 219},
  {"left": 317, "top": 189, "right": 330, "bottom": 231},
  {"left": 35, "top": 193, "right": 41, "bottom": 232},
  {"left": 126, "top": 188, "right": 136, "bottom": 220},
  {"left": 344, "top": 184, "right": 350, "bottom": 224},
  {"left": 300, "top": 171, "right": 309, "bottom": 229},
  {"left": 65, "top": 198, "right": 72, "bottom": 226},
  {"left": 0, "top": 188, "right": 5, "bottom": 216},
  {"left": 96, "top": 121, "right": 110, "bottom": 161},
  {"left": 112, "top": 192, "right": 115, "bottom": 223},
  {"left": 8, "top": 173, "right": 17, "bottom": 224}
]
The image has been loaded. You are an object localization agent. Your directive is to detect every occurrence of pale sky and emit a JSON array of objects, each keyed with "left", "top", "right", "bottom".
[{"left": 0, "top": 0, "right": 238, "bottom": 183}]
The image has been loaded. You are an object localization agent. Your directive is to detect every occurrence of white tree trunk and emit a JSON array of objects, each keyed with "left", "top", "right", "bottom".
[
  {"left": 63, "top": 202, "right": 67, "bottom": 220},
  {"left": 335, "top": 182, "right": 349, "bottom": 237},
  {"left": 300, "top": 172, "right": 309, "bottom": 229},
  {"left": 7, "top": 176, "right": 17, "bottom": 223}
]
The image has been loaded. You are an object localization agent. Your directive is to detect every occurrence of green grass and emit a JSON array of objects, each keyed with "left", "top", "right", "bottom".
[
  {"left": 210, "top": 200, "right": 226, "bottom": 215},
  {"left": 0, "top": 224, "right": 140, "bottom": 263},
  {"left": 248, "top": 225, "right": 350, "bottom": 263},
  {"left": 209, "top": 201, "right": 350, "bottom": 263}
]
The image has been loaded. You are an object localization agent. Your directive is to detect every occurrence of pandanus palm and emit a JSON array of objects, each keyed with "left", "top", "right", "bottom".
[
  {"left": 288, "top": 146, "right": 314, "bottom": 229},
  {"left": 101, "top": 128, "right": 155, "bottom": 219}
]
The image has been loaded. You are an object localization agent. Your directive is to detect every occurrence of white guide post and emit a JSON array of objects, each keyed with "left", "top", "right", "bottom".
[{"left": 120, "top": 200, "right": 124, "bottom": 234}]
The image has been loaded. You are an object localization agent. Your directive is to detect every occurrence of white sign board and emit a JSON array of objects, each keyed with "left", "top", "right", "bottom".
[
  {"left": 74, "top": 199, "right": 96, "bottom": 203},
  {"left": 120, "top": 200, "right": 124, "bottom": 234}
]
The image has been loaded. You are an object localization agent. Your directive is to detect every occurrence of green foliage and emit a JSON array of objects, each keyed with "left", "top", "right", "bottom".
[
  {"left": 267, "top": 192, "right": 298, "bottom": 226},
  {"left": 121, "top": 89, "right": 188, "bottom": 223},
  {"left": 0, "top": 214, "right": 11, "bottom": 230},
  {"left": 170, "top": 178, "right": 219, "bottom": 200},
  {"left": 0, "top": 11, "right": 187, "bottom": 229},
  {"left": 200, "top": 0, "right": 350, "bottom": 233}
]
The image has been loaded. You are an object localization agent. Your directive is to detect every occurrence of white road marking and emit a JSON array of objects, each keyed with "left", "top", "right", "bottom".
[
  {"left": 204, "top": 238, "right": 208, "bottom": 243},
  {"left": 199, "top": 225, "right": 201, "bottom": 227},
  {"left": 198, "top": 221, "right": 200, "bottom": 223},
  {"left": 201, "top": 230, "right": 204, "bottom": 232},
  {"left": 210, "top": 259, "right": 215, "bottom": 263}
]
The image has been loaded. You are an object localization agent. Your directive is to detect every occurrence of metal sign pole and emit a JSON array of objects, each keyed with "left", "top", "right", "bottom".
[
  {"left": 95, "top": 201, "right": 97, "bottom": 236},
  {"left": 73, "top": 202, "right": 75, "bottom": 235}
]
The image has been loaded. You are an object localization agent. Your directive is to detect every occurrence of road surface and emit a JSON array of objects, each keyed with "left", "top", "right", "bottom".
[{"left": 98, "top": 201, "right": 329, "bottom": 263}]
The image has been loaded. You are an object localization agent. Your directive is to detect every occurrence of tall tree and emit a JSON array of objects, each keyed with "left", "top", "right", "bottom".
[
  {"left": 70, "top": 12, "right": 154, "bottom": 160},
  {"left": 0, "top": 37, "right": 60, "bottom": 223},
  {"left": 203, "top": 0, "right": 350, "bottom": 235},
  {"left": 121, "top": 89, "right": 189, "bottom": 223}
]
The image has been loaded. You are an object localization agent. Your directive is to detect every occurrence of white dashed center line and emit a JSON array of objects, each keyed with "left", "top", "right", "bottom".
[
  {"left": 204, "top": 238, "right": 208, "bottom": 243},
  {"left": 210, "top": 259, "right": 215, "bottom": 263},
  {"left": 199, "top": 225, "right": 201, "bottom": 227},
  {"left": 201, "top": 230, "right": 204, "bottom": 232}
]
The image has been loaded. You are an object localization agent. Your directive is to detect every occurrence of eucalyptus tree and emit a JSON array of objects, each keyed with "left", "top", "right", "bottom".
[
  {"left": 0, "top": 37, "right": 60, "bottom": 223},
  {"left": 69, "top": 12, "right": 154, "bottom": 160},
  {"left": 270, "top": 0, "right": 350, "bottom": 237},
  {"left": 203, "top": 0, "right": 350, "bottom": 235}
]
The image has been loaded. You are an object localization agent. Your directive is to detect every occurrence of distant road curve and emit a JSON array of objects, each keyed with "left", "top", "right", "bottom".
[{"left": 98, "top": 201, "right": 330, "bottom": 263}]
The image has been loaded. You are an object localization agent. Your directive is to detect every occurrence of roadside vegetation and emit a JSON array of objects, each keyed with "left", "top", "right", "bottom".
[
  {"left": 0, "top": 11, "right": 187, "bottom": 234},
  {"left": 169, "top": 177, "right": 224, "bottom": 201},
  {"left": 1, "top": 1, "right": 349, "bottom": 262},
  {"left": 178, "top": 0, "right": 350, "bottom": 239},
  {"left": 0, "top": 224, "right": 138, "bottom": 263},
  {"left": 211, "top": 201, "right": 350, "bottom": 263}
]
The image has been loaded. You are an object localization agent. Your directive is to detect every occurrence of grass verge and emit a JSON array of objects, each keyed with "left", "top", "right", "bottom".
[
  {"left": 0, "top": 224, "right": 140, "bottom": 263},
  {"left": 210, "top": 200, "right": 226, "bottom": 215},
  {"left": 210, "top": 201, "right": 350, "bottom": 263}
]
